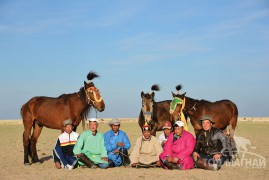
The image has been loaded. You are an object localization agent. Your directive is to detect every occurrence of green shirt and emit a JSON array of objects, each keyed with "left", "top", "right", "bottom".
[{"left": 73, "top": 130, "right": 108, "bottom": 164}]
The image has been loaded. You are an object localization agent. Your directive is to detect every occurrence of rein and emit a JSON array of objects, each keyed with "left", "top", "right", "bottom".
[{"left": 184, "top": 102, "right": 197, "bottom": 114}]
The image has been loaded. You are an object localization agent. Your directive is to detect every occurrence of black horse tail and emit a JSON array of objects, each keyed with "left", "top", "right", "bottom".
[
  {"left": 151, "top": 84, "right": 160, "bottom": 91},
  {"left": 87, "top": 71, "right": 100, "bottom": 81}
]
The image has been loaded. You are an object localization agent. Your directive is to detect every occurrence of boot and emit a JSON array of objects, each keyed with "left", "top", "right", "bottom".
[
  {"left": 196, "top": 158, "right": 218, "bottom": 171},
  {"left": 163, "top": 161, "right": 174, "bottom": 170},
  {"left": 121, "top": 148, "right": 131, "bottom": 167},
  {"left": 79, "top": 154, "right": 97, "bottom": 169}
]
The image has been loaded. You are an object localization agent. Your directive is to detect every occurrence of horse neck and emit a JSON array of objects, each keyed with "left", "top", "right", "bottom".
[
  {"left": 70, "top": 93, "right": 90, "bottom": 114},
  {"left": 184, "top": 97, "right": 200, "bottom": 115}
]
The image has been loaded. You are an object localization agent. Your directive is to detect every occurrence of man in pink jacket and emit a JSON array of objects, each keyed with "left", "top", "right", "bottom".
[{"left": 160, "top": 121, "right": 196, "bottom": 170}]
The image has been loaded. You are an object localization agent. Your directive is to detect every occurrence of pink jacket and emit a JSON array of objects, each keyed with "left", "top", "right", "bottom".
[{"left": 160, "top": 131, "right": 196, "bottom": 170}]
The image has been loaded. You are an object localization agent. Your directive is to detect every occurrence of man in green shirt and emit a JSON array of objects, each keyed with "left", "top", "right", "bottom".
[{"left": 73, "top": 118, "right": 109, "bottom": 169}]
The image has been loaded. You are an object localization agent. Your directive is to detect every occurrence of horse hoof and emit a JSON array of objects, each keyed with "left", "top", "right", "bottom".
[{"left": 24, "top": 162, "right": 31, "bottom": 166}]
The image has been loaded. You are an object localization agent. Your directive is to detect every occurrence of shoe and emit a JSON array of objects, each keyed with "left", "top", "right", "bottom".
[
  {"left": 55, "top": 162, "right": 61, "bottom": 169},
  {"left": 64, "top": 164, "right": 73, "bottom": 170}
]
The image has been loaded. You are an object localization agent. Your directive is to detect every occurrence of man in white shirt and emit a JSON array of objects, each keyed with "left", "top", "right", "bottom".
[{"left": 158, "top": 121, "right": 173, "bottom": 147}]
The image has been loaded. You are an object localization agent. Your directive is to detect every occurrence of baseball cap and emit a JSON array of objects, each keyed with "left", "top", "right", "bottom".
[
  {"left": 162, "top": 121, "right": 172, "bottom": 129},
  {"left": 174, "top": 120, "right": 184, "bottom": 127}
]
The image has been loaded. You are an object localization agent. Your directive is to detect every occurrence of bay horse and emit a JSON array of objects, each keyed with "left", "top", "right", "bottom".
[
  {"left": 21, "top": 71, "right": 105, "bottom": 165},
  {"left": 169, "top": 84, "right": 238, "bottom": 139},
  {"left": 138, "top": 84, "right": 172, "bottom": 136}
]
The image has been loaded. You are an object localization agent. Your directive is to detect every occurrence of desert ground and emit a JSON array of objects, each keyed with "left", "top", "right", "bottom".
[{"left": 0, "top": 118, "right": 268, "bottom": 180}]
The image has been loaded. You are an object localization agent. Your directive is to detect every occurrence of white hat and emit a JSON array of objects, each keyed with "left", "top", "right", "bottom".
[
  {"left": 174, "top": 121, "right": 184, "bottom": 127},
  {"left": 88, "top": 118, "right": 98, "bottom": 123},
  {"left": 108, "top": 118, "right": 120, "bottom": 126}
]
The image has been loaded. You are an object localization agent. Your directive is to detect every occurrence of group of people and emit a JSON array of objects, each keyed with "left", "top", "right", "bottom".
[{"left": 52, "top": 115, "right": 228, "bottom": 171}]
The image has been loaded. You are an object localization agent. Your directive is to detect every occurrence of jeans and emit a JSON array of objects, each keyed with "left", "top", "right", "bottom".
[
  {"left": 52, "top": 149, "right": 77, "bottom": 167},
  {"left": 98, "top": 163, "right": 109, "bottom": 169},
  {"left": 199, "top": 153, "right": 226, "bottom": 168}
]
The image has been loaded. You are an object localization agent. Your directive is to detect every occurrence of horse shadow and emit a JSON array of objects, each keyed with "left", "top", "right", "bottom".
[{"left": 40, "top": 155, "right": 53, "bottom": 162}]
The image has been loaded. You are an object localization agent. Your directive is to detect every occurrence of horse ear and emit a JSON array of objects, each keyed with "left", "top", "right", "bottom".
[
  {"left": 141, "top": 91, "right": 145, "bottom": 98},
  {"left": 182, "top": 92, "right": 186, "bottom": 96},
  {"left": 151, "top": 92, "right": 155, "bottom": 98},
  {"left": 84, "top": 81, "right": 87, "bottom": 86},
  {"left": 172, "top": 91, "right": 176, "bottom": 97}
]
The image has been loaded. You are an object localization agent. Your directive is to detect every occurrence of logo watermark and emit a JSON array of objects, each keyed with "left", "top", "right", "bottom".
[{"left": 225, "top": 135, "right": 266, "bottom": 168}]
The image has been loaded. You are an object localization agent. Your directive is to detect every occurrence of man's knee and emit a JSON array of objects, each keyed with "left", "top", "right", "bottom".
[{"left": 98, "top": 163, "right": 109, "bottom": 169}]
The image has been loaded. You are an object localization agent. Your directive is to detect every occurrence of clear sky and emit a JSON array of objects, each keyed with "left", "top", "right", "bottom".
[{"left": 0, "top": 0, "right": 268, "bottom": 119}]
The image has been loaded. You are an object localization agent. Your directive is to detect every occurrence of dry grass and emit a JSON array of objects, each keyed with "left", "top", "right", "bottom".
[{"left": 0, "top": 119, "right": 268, "bottom": 180}]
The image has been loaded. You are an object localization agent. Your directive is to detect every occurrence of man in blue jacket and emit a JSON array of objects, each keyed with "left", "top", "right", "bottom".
[{"left": 104, "top": 118, "right": 131, "bottom": 167}]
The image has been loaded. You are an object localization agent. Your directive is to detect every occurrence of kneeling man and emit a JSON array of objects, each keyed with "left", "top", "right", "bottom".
[{"left": 160, "top": 121, "right": 196, "bottom": 170}]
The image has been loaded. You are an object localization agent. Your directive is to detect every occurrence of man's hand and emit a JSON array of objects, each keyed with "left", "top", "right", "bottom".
[
  {"left": 114, "top": 149, "right": 119, "bottom": 153},
  {"left": 172, "top": 157, "right": 179, "bottom": 164},
  {"left": 76, "top": 154, "right": 82, "bottom": 158},
  {"left": 166, "top": 156, "right": 172, "bottom": 162},
  {"left": 193, "top": 152, "right": 200, "bottom": 162},
  {"left": 101, "top": 157, "right": 108, "bottom": 162},
  {"left": 213, "top": 153, "right": 222, "bottom": 160},
  {"left": 117, "top": 142, "right": 124, "bottom": 147}
]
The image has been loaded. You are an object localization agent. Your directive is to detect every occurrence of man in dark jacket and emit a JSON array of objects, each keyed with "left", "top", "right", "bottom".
[
  {"left": 193, "top": 115, "right": 227, "bottom": 171},
  {"left": 52, "top": 119, "right": 79, "bottom": 170}
]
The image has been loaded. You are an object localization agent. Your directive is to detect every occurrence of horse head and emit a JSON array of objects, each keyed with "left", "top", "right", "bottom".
[
  {"left": 170, "top": 84, "right": 186, "bottom": 121},
  {"left": 141, "top": 84, "right": 160, "bottom": 126},
  {"left": 83, "top": 71, "right": 105, "bottom": 112}
]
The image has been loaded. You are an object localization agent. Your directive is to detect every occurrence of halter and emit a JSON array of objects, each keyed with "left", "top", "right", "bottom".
[
  {"left": 169, "top": 96, "right": 189, "bottom": 131},
  {"left": 143, "top": 111, "right": 153, "bottom": 116},
  {"left": 84, "top": 86, "right": 103, "bottom": 105}
]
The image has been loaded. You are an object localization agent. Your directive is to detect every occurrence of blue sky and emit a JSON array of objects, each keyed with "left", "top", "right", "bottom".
[{"left": 0, "top": 0, "right": 268, "bottom": 119}]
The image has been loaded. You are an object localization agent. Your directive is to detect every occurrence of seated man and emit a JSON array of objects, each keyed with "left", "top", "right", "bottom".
[
  {"left": 130, "top": 123, "right": 163, "bottom": 168},
  {"left": 104, "top": 118, "right": 131, "bottom": 167},
  {"left": 160, "top": 121, "right": 196, "bottom": 170},
  {"left": 73, "top": 118, "right": 109, "bottom": 169},
  {"left": 193, "top": 115, "right": 227, "bottom": 171},
  {"left": 52, "top": 119, "right": 79, "bottom": 170},
  {"left": 158, "top": 121, "right": 173, "bottom": 147}
]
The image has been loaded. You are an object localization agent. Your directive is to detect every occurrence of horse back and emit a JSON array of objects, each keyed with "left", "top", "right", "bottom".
[
  {"left": 21, "top": 94, "right": 80, "bottom": 129},
  {"left": 201, "top": 99, "right": 238, "bottom": 130}
]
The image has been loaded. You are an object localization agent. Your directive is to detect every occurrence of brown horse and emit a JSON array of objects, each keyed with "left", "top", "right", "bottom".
[
  {"left": 21, "top": 71, "right": 105, "bottom": 165},
  {"left": 138, "top": 84, "right": 172, "bottom": 136},
  {"left": 169, "top": 84, "right": 238, "bottom": 138}
]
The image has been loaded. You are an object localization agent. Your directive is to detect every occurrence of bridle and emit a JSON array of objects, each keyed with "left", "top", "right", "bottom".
[
  {"left": 184, "top": 102, "right": 197, "bottom": 115},
  {"left": 84, "top": 86, "right": 103, "bottom": 105}
]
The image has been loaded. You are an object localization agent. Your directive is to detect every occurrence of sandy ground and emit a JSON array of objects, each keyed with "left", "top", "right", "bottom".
[{"left": 0, "top": 118, "right": 268, "bottom": 180}]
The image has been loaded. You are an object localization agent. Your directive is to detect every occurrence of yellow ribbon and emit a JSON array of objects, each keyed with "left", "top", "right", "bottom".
[{"left": 180, "top": 98, "right": 188, "bottom": 131}]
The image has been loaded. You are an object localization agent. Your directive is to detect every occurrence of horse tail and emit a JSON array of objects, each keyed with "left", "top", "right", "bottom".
[
  {"left": 82, "top": 118, "right": 85, "bottom": 131},
  {"left": 229, "top": 102, "right": 238, "bottom": 138}
]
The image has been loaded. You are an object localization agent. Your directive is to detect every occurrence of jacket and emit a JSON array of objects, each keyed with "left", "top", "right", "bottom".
[{"left": 194, "top": 128, "right": 227, "bottom": 155}]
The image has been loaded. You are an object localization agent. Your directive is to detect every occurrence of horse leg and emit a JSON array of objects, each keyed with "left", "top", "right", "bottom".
[
  {"left": 151, "top": 124, "right": 158, "bottom": 136},
  {"left": 22, "top": 111, "right": 34, "bottom": 165},
  {"left": 23, "top": 125, "right": 32, "bottom": 165},
  {"left": 30, "top": 121, "right": 43, "bottom": 164}
]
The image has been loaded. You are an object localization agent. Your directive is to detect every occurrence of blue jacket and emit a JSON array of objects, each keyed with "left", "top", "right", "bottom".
[{"left": 104, "top": 130, "right": 131, "bottom": 166}]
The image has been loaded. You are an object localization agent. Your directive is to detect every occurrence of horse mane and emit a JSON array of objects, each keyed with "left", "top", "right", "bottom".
[
  {"left": 78, "top": 87, "right": 91, "bottom": 120},
  {"left": 87, "top": 71, "right": 99, "bottom": 80},
  {"left": 151, "top": 84, "right": 160, "bottom": 91},
  {"left": 58, "top": 94, "right": 70, "bottom": 98},
  {"left": 144, "top": 93, "right": 154, "bottom": 100}
]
